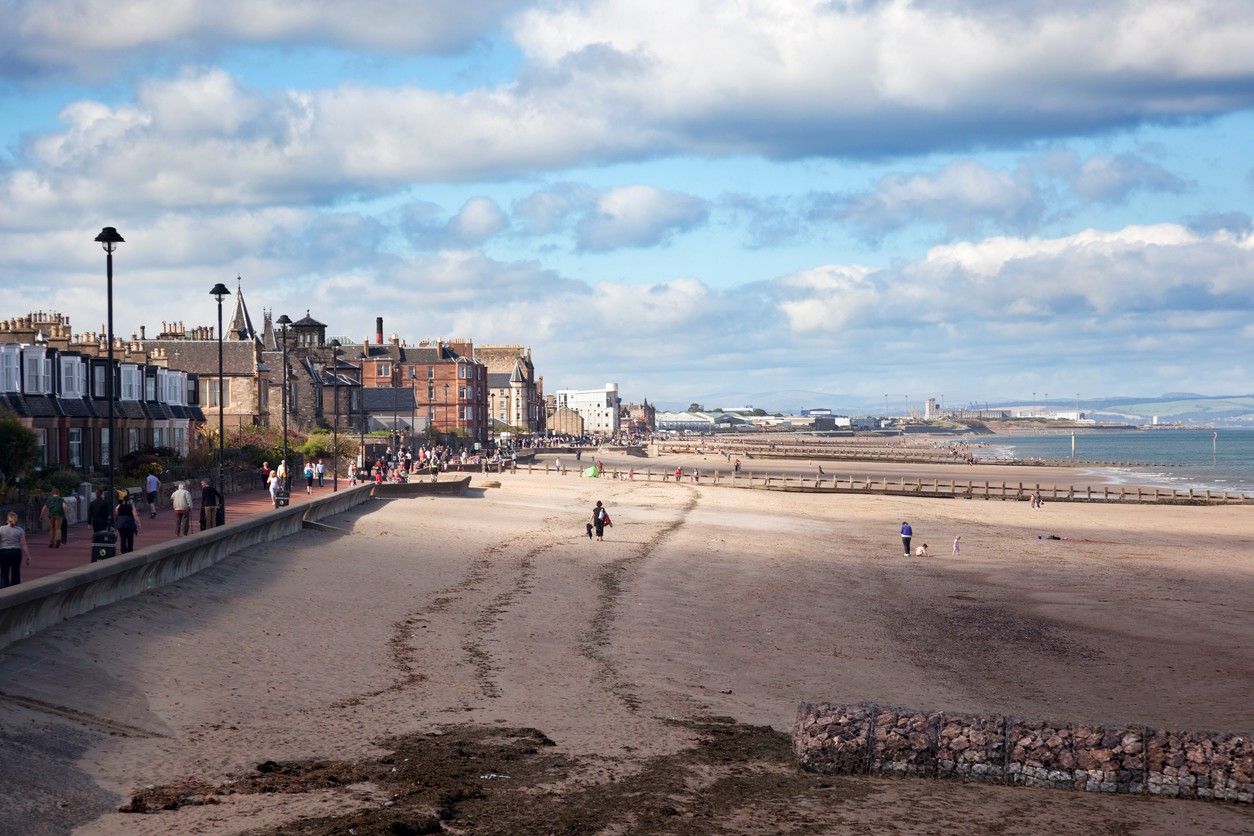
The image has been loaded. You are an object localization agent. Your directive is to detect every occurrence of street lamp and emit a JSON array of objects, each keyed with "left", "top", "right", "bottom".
[
  {"left": 330, "top": 339, "right": 341, "bottom": 491},
  {"left": 276, "top": 314, "right": 292, "bottom": 494},
  {"left": 358, "top": 351, "right": 368, "bottom": 473},
  {"left": 94, "top": 226, "right": 123, "bottom": 539},
  {"left": 210, "top": 282, "right": 230, "bottom": 524}
]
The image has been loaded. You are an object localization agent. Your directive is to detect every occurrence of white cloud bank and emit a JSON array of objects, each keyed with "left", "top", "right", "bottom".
[{"left": 4, "top": 2, "right": 1254, "bottom": 215}]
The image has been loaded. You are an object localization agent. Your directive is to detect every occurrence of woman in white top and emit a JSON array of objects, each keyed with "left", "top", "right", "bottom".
[{"left": 0, "top": 511, "right": 32, "bottom": 587}]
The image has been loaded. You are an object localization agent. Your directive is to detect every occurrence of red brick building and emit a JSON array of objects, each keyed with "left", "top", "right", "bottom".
[{"left": 356, "top": 320, "right": 488, "bottom": 445}]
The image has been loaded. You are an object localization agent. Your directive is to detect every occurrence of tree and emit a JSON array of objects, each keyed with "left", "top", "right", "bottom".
[
  {"left": 687, "top": 403, "right": 705, "bottom": 413},
  {"left": 0, "top": 408, "right": 39, "bottom": 491},
  {"left": 299, "top": 430, "right": 358, "bottom": 460}
]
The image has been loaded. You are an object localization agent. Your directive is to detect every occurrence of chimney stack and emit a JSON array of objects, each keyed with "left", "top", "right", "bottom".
[{"left": 375, "top": 317, "right": 384, "bottom": 345}]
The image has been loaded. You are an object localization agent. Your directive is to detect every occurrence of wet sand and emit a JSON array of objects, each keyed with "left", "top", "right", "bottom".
[{"left": 1, "top": 474, "right": 1251, "bottom": 834}]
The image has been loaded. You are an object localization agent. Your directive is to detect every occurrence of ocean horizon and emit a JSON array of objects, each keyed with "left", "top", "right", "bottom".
[{"left": 984, "top": 428, "right": 1254, "bottom": 493}]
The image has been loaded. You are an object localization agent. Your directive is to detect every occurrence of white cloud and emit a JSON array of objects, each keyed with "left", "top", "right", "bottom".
[
  {"left": 576, "top": 186, "right": 709, "bottom": 251},
  {"left": 831, "top": 160, "right": 1043, "bottom": 238},
  {"left": 448, "top": 197, "right": 509, "bottom": 243},
  {"left": 2, "top": 1, "right": 527, "bottom": 79},
  {"left": 1041, "top": 150, "right": 1187, "bottom": 203},
  {"left": 2, "top": 4, "right": 1252, "bottom": 214}
]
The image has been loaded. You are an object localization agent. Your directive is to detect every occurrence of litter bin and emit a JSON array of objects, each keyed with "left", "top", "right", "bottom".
[
  {"left": 91, "top": 528, "right": 117, "bottom": 562},
  {"left": 275, "top": 490, "right": 291, "bottom": 508}
]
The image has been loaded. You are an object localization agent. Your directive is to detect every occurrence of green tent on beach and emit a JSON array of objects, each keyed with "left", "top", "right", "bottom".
[{"left": 582, "top": 466, "right": 601, "bottom": 478}]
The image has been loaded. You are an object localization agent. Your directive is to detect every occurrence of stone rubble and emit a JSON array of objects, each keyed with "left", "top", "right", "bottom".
[{"left": 793, "top": 701, "right": 1252, "bottom": 804}]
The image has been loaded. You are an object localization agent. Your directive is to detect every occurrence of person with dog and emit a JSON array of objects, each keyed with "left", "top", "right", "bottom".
[{"left": 590, "top": 500, "right": 612, "bottom": 541}]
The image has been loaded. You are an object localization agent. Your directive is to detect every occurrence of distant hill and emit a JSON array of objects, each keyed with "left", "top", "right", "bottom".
[{"left": 652, "top": 391, "right": 1254, "bottom": 425}]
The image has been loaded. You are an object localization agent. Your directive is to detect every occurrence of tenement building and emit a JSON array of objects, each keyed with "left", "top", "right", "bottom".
[
  {"left": 0, "top": 311, "right": 205, "bottom": 470},
  {"left": 476, "top": 344, "right": 545, "bottom": 434}
]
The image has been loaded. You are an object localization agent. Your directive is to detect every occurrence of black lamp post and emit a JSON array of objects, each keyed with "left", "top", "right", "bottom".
[
  {"left": 210, "top": 282, "right": 230, "bottom": 524},
  {"left": 276, "top": 314, "right": 292, "bottom": 492},
  {"left": 330, "top": 339, "right": 341, "bottom": 491},
  {"left": 94, "top": 227, "right": 123, "bottom": 527},
  {"left": 358, "top": 350, "right": 368, "bottom": 475}
]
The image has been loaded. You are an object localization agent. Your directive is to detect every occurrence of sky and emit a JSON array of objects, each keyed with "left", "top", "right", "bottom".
[{"left": 0, "top": 0, "right": 1252, "bottom": 410}]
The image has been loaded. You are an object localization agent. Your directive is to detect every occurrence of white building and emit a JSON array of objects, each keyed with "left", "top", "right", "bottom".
[{"left": 554, "top": 383, "right": 621, "bottom": 434}]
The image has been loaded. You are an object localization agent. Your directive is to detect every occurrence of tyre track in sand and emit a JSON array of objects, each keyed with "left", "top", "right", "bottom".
[
  {"left": 331, "top": 534, "right": 513, "bottom": 709},
  {"left": 580, "top": 488, "right": 699, "bottom": 712}
]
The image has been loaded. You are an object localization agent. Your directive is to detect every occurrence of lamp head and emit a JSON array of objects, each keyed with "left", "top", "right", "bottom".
[
  {"left": 276, "top": 314, "right": 292, "bottom": 327},
  {"left": 94, "top": 226, "right": 124, "bottom": 253},
  {"left": 209, "top": 282, "right": 230, "bottom": 302}
]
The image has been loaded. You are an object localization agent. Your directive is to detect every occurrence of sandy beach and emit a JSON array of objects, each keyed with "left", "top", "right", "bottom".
[{"left": 1, "top": 472, "right": 1252, "bottom": 834}]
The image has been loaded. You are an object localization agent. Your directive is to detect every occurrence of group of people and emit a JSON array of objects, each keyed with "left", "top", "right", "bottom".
[{"left": 899, "top": 521, "right": 961, "bottom": 558}]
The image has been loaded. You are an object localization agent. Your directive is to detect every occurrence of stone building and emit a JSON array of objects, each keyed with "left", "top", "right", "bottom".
[
  {"left": 135, "top": 283, "right": 269, "bottom": 429},
  {"left": 476, "top": 344, "right": 545, "bottom": 434},
  {"left": 621, "top": 400, "right": 657, "bottom": 433},
  {"left": 0, "top": 311, "right": 204, "bottom": 470},
  {"left": 261, "top": 315, "right": 487, "bottom": 446},
  {"left": 546, "top": 403, "right": 585, "bottom": 437}
]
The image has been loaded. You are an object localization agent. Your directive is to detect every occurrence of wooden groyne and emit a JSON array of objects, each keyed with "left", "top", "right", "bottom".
[{"left": 521, "top": 464, "right": 1254, "bottom": 505}]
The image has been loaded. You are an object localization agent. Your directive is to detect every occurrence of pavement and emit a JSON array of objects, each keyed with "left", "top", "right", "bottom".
[{"left": 16, "top": 480, "right": 354, "bottom": 585}]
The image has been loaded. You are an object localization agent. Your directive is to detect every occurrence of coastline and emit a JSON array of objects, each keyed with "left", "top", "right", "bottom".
[{"left": 2, "top": 474, "right": 1250, "bottom": 834}]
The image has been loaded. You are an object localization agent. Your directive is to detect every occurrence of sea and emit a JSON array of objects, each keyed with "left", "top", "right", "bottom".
[{"left": 981, "top": 428, "right": 1254, "bottom": 494}]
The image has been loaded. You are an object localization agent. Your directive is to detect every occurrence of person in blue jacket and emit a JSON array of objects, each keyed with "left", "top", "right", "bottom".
[{"left": 900, "top": 521, "right": 912, "bottom": 557}]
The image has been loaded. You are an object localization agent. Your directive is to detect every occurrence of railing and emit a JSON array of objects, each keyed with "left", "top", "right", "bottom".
[{"left": 520, "top": 463, "right": 1254, "bottom": 505}]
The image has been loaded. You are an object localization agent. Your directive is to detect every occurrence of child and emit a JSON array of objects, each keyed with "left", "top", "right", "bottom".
[
  {"left": 952, "top": 535, "right": 961, "bottom": 555},
  {"left": 915, "top": 543, "right": 929, "bottom": 557}
]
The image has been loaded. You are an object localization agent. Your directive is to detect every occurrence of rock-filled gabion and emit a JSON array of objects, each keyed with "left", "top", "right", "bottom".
[{"left": 794, "top": 702, "right": 1252, "bottom": 804}]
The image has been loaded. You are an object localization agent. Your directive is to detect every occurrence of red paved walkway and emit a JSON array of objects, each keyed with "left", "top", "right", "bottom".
[{"left": 17, "top": 482, "right": 353, "bottom": 585}]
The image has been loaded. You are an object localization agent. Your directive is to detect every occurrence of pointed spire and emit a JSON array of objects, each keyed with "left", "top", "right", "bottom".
[{"left": 227, "top": 278, "right": 258, "bottom": 342}]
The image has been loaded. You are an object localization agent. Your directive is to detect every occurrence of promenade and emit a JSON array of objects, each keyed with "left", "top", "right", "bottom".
[{"left": 19, "top": 482, "right": 348, "bottom": 584}]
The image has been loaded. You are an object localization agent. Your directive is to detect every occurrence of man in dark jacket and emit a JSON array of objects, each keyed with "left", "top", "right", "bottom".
[
  {"left": 200, "top": 479, "right": 223, "bottom": 530},
  {"left": 88, "top": 488, "right": 112, "bottom": 533}
]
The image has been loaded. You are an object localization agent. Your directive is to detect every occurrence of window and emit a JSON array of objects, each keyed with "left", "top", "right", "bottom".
[
  {"left": 144, "top": 373, "right": 156, "bottom": 401},
  {"left": 101, "top": 428, "right": 111, "bottom": 465},
  {"left": 203, "top": 378, "right": 230, "bottom": 407},
  {"left": 409, "top": 366, "right": 416, "bottom": 380},
  {"left": 427, "top": 366, "right": 434, "bottom": 379},
  {"left": 126, "top": 428, "right": 139, "bottom": 455},
  {"left": 60, "top": 357, "right": 86, "bottom": 397},
  {"left": 458, "top": 364, "right": 467, "bottom": 379},
  {"left": 23, "top": 349, "right": 49, "bottom": 394},
  {"left": 376, "top": 362, "right": 390, "bottom": 377},
  {"left": 35, "top": 429, "right": 47, "bottom": 465},
  {"left": 187, "top": 378, "right": 197, "bottom": 405},
  {"left": 120, "top": 366, "right": 141, "bottom": 400},
  {"left": 69, "top": 428, "right": 82, "bottom": 468},
  {"left": 0, "top": 347, "right": 18, "bottom": 392},
  {"left": 153, "top": 427, "right": 165, "bottom": 448},
  {"left": 93, "top": 364, "right": 105, "bottom": 397}
]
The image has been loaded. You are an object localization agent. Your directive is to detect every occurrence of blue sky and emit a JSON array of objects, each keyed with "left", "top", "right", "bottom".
[{"left": 0, "top": 1, "right": 1252, "bottom": 409}]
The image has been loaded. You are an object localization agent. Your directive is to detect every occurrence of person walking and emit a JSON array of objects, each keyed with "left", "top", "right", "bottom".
[
  {"left": 303, "top": 463, "right": 315, "bottom": 495},
  {"left": 115, "top": 494, "right": 139, "bottom": 554},
  {"left": 41, "top": 488, "right": 66, "bottom": 548},
  {"left": 145, "top": 471, "right": 161, "bottom": 518},
  {"left": 952, "top": 535, "right": 961, "bottom": 555},
  {"left": 900, "top": 521, "right": 913, "bottom": 557},
  {"left": 88, "top": 487, "right": 112, "bottom": 534},
  {"left": 591, "top": 500, "right": 612, "bottom": 541},
  {"left": 200, "top": 479, "right": 222, "bottom": 530},
  {"left": 0, "top": 512, "right": 31, "bottom": 588},
  {"left": 316, "top": 459, "right": 326, "bottom": 487},
  {"left": 268, "top": 470, "right": 280, "bottom": 508},
  {"left": 171, "top": 482, "right": 193, "bottom": 536}
]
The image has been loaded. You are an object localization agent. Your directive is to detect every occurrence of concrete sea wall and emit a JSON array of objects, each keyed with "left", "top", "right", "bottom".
[
  {"left": 0, "top": 478, "right": 471, "bottom": 651},
  {"left": 793, "top": 702, "right": 1253, "bottom": 803}
]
